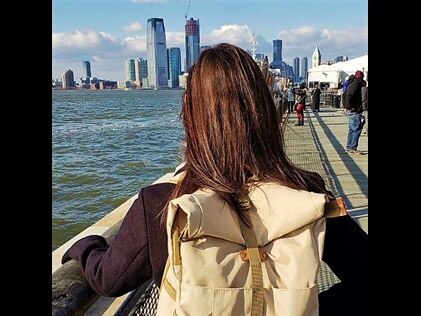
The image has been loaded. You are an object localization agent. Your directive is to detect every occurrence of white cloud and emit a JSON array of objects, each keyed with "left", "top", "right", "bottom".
[
  {"left": 91, "top": 56, "right": 104, "bottom": 62},
  {"left": 131, "top": 0, "right": 167, "bottom": 3},
  {"left": 201, "top": 25, "right": 273, "bottom": 63},
  {"left": 124, "top": 35, "right": 147, "bottom": 52},
  {"left": 52, "top": 30, "right": 147, "bottom": 81},
  {"left": 166, "top": 32, "right": 185, "bottom": 46},
  {"left": 123, "top": 22, "right": 143, "bottom": 33},
  {"left": 52, "top": 30, "right": 122, "bottom": 53},
  {"left": 208, "top": 24, "right": 253, "bottom": 46},
  {"left": 277, "top": 26, "right": 368, "bottom": 63}
]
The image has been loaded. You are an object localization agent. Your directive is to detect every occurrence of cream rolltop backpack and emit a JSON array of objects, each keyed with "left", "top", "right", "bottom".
[{"left": 156, "top": 178, "right": 346, "bottom": 316}]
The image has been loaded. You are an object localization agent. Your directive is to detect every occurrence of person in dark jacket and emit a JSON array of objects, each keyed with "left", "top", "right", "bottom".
[
  {"left": 62, "top": 43, "right": 368, "bottom": 315},
  {"left": 311, "top": 84, "right": 322, "bottom": 112},
  {"left": 343, "top": 70, "right": 365, "bottom": 155},
  {"left": 361, "top": 80, "right": 368, "bottom": 136},
  {"left": 341, "top": 75, "right": 355, "bottom": 107}
]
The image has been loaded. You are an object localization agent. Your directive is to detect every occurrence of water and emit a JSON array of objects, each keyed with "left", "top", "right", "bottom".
[{"left": 52, "top": 89, "right": 185, "bottom": 251}]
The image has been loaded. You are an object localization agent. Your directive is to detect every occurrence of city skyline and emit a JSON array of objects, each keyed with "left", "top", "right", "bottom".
[{"left": 52, "top": 0, "right": 368, "bottom": 81}]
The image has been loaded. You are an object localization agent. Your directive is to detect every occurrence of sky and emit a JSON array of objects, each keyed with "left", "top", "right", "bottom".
[{"left": 52, "top": 0, "right": 368, "bottom": 82}]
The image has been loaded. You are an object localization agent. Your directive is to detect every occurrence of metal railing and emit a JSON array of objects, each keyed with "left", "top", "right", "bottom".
[
  {"left": 316, "top": 92, "right": 341, "bottom": 108},
  {"left": 114, "top": 281, "right": 158, "bottom": 316}
]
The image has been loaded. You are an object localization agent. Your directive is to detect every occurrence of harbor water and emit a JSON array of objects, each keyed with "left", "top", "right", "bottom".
[{"left": 52, "top": 89, "right": 185, "bottom": 251}]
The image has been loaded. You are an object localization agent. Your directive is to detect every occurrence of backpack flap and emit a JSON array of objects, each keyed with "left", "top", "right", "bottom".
[
  {"left": 248, "top": 183, "right": 327, "bottom": 244},
  {"left": 168, "top": 183, "right": 328, "bottom": 245},
  {"left": 170, "top": 189, "right": 245, "bottom": 244}
]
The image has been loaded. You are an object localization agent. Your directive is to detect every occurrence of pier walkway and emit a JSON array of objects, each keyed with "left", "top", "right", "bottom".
[
  {"left": 283, "top": 106, "right": 368, "bottom": 293},
  {"left": 284, "top": 107, "right": 368, "bottom": 233},
  {"left": 52, "top": 104, "right": 368, "bottom": 315}
]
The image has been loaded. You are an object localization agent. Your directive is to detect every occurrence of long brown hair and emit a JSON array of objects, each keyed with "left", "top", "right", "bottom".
[{"left": 162, "top": 43, "right": 331, "bottom": 224}]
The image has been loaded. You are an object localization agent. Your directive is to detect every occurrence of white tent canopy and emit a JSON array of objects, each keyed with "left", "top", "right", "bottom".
[{"left": 308, "top": 55, "right": 368, "bottom": 88}]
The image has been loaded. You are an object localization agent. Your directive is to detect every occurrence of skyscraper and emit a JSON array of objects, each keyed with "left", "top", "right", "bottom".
[
  {"left": 311, "top": 46, "right": 321, "bottom": 68},
  {"left": 272, "top": 39, "right": 283, "bottom": 69},
  {"left": 147, "top": 18, "right": 168, "bottom": 89},
  {"left": 168, "top": 47, "right": 181, "bottom": 88},
  {"left": 135, "top": 58, "right": 148, "bottom": 86},
  {"left": 82, "top": 61, "right": 91, "bottom": 78},
  {"left": 185, "top": 18, "right": 200, "bottom": 73},
  {"left": 300, "top": 57, "right": 308, "bottom": 81},
  {"left": 293, "top": 57, "right": 300, "bottom": 82},
  {"left": 254, "top": 53, "right": 264, "bottom": 63},
  {"left": 125, "top": 59, "right": 136, "bottom": 82},
  {"left": 62, "top": 69, "right": 75, "bottom": 89}
]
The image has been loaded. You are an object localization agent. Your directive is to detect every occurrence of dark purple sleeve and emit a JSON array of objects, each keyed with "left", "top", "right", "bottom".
[
  {"left": 61, "top": 189, "right": 153, "bottom": 297},
  {"left": 318, "top": 215, "right": 368, "bottom": 316}
]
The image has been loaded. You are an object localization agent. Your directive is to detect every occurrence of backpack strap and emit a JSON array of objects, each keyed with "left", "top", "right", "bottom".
[
  {"left": 238, "top": 217, "right": 264, "bottom": 316},
  {"left": 324, "top": 197, "right": 348, "bottom": 218},
  {"left": 161, "top": 257, "right": 176, "bottom": 300},
  {"left": 160, "top": 208, "right": 185, "bottom": 301},
  {"left": 158, "top": 168, "right": 186, "bottom": 302}
]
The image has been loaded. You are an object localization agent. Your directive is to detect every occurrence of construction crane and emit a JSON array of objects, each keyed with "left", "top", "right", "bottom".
[{"left": 185, "top": 0, "right": 192, "bottom": 20}]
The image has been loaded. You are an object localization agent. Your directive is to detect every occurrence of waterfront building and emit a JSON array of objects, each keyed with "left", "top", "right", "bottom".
[
  {"left": 52, "top": 79, "right": 62, "bottom": 88},
  {"left": 307, "top": 54, "right": 368, "bottom": 89},
  {"left": 293, "top": 57, "right": 300, "bottom": 82},
  {"left": 300, "top": 57, "right": 308, "bottom": 82},
  {"left": 168, "top": 47, "right": 181, "bottom": 88},
  {"left": 82, "top": 61, "right": 91, "bottom": 78},
  {"left": 311, "top": 46, "right": 321, "bottom": 68},
  {"left": 185, "top": 18, "right": 200, "bottom": 72},
  {"left": 272, "top": 39, "right": 283, "bottom": 70},
  {"left": 62, "top": 69, "right": 75, "bottom": 89},
  {"left": 142, "top": 78, "right": 149, "bottom": 88},
  {"left": 179, "top": 73, "right": 188, "bottom": 89},
  {"left": 255, "top": 53, "right": 264, "bottom": 63},
  {"left": 117, "top": 81, "right": 131, "bottom": 89},
  {"left": 135, "top": 58, "right": 148, "bottom": 87},
  {"left": 80, "top": 61, "right": 92, "bottom": 88},
  {"left": 281, "top": 62, "right": 294, "bottom": 80},
  {"left": 147, "top": 18, "right": 169, "bottom": 89},
  {"left": 125, "top": 59, "right": 136, "bottom": 83}
]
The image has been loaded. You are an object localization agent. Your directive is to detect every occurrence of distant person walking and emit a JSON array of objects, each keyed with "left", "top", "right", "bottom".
[
  {"left": 273, "top": 92, "right": 283, "bottom": 120},
  {"left": 295, "top": 83, "right": 307, "bottom": 126},
  {"left": 286, "top": 84, "right": 295, "bottom": 113},
  {"left": 361, "top": 80, "right": 368, "bottom": 136},
  {"left": 311, "top": 84, "right": 321, "bottom": 112},
  {"left": 343, "top": 71, "right": 365, "bottom": 155}
]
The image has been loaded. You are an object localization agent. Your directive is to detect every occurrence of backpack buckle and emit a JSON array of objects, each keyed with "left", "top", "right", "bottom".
[{"left": 239, "top": 248, "right": 268, "bottom": 262}]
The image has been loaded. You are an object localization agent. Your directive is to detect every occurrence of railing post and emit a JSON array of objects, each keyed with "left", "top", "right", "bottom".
[
  {"left": 52, "top": 222, "right": 121, "bottom": 315},
  {"left": 52, "top": 261, "right": 100, "bottom": 316}
]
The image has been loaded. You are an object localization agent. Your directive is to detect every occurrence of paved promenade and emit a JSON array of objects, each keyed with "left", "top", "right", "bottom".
[
  {"left": 283, "top": 105, "right": 368, "bottom": 292},
  {"left": 283, "top": 106, "right": 368, "bottom": 233}
]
